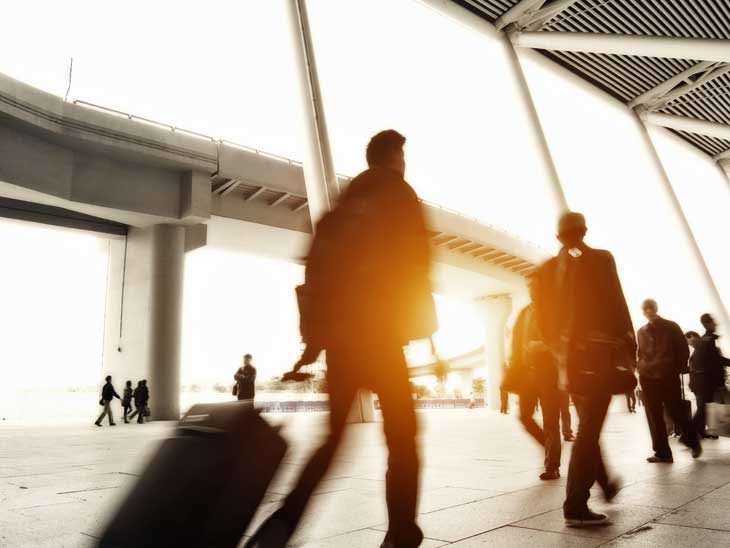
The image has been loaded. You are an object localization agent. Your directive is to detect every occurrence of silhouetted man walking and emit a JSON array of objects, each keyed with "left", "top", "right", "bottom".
[
  {"left": 507, "top": 277, "right": 562, "bottom": 480},
  {"left": 95, "top": 375, "right": 120, "bottom": 427},
  {"left": 235, "top": 354, "right": 257, "bottom": 401},
  {"left": 688, "top": 314, "right": 726, "bottom": 438},
  {"left": 637, "top": 299, "right": 700, "bottom": 463},
  {"left": 248, "top": 130, "right": 434, "bottom": 548},
  {"left": 534, "top": 212, "right": 634, "bottom": 527}
]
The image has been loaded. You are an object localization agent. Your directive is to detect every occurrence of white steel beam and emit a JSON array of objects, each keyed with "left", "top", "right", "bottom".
[
  {"left": 640, "top": 111, "right": 730, "bottom": 142},
  {"left": 496, "top": 0, "right": 581, "bottom": 32},
  {"left": 631, "top": 62, "right": 730, "bottom": 111},
  {"left": 637, "top": 115, "right": 730, "bottom": 336},
  {"left": 512, "top": 32, "right": 730, "bottom": 63}
]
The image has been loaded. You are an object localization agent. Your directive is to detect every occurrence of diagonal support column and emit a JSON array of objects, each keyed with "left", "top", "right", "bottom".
[
  {"left": 635, "top": 113, "right": 730, "bottom": 334},
  {"left": 496, "top": 0, "right": 581, "bottom": 32}
]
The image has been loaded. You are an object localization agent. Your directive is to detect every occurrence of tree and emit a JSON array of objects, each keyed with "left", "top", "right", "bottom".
[{"left": 472, "top": 377, "right": 486, "bottom": 397}]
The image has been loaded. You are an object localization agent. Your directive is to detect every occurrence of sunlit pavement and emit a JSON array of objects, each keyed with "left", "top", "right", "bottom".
[{"left": 2, "top": 404, "right": 730, "bottom": 547}]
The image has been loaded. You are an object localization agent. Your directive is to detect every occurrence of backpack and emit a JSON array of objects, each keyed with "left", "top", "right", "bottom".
[{"left": 297, "top": 177, "right": 436, "bottom": 347}]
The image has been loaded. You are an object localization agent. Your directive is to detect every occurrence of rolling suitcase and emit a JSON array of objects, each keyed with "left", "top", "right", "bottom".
[
  {"left": 98, "top": 402, "right": 287, "bottom": 548},
  {"left": 664, "top": 374, "right": 692, "bottom": 437}
]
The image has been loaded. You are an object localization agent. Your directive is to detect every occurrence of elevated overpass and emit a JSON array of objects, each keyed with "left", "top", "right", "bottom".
[{"left": 0, "top": 72, "right": 547, "bottom": 417}]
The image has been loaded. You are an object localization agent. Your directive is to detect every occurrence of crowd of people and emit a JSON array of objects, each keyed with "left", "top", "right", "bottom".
[
  {"left": 90, "top": 129, "right": 726, "bottom": 548},
  {"left": 94, "top": 376, "right": 150, "bottom": 426}
]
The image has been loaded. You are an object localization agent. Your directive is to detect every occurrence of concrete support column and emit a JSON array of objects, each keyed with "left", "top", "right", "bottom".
[
  {"left": 147, "top": 224, "right": 186, "bottom": 420},
  {"left": 476, "top": 294, "right": 513, "bottom": 410},
  {"left": 635, "top": 116, "right": 730, "bottom": 334}
]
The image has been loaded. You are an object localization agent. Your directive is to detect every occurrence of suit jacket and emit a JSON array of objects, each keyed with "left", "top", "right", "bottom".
[
  {"left": 534, "top": 245, "right": 635, "bottom": 353},
  {"left": 637, "top": 317, "right": 689, "bottom": 379}
]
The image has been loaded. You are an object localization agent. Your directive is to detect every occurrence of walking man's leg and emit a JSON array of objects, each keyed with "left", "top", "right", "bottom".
[
  {"left": 560, "top": 393, "right": 574, "bottom": 440},
  {"left": 375, "top": 345, "right": 423, "bottom": 548},
  {"left": 273, "top": 352, "right": 358, "bottom": 537},
  {"left": 641, "top": 377, "right": 672, "bottom": 461},
  {"left": 564, "top": 393, "right": 612, "bottom": 523},
  {"left": 519, "top": 391, "right": 545, "bottom": 446},
  {"left": 540, "top": 388, "right": 562, "bottom": 479},
  {"left": 95, "top": 402, "right": 109, "bottom": 426},
  {"left": 693, "top": 392, "right": 709, "bottom": 437}
]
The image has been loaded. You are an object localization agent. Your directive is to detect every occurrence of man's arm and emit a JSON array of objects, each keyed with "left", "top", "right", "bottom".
[{"left": 671, "top": 322, "right": 690, "bottom": 372}]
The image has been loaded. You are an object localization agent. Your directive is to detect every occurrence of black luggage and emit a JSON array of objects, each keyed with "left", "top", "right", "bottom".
[
  {"left": 665, "top": 374, "right": 692, "bottom": 436},
  {"left": 98, "top": 402, "right": 287, "bottom": 548}
]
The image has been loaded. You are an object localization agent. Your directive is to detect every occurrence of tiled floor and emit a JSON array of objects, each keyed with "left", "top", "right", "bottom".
[{"left": 2, "top": 403, "right": 730, "bottom": 547}]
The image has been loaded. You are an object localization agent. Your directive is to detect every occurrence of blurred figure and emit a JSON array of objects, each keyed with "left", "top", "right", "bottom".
[
  {"left": 637, "top": 299, "right": 700, "bottom": 463},
  {"left": 500, "top": 388, "right": 510, "bottom": 414},
  {"left": 248, "top": 130, "right": 434, "bottom": 548},
  {"left": 625, "top": 390, "right": 637, "bottom": 413},
  {"left": 95, "top": 375, "right": 121, "bottom": 427},
  {"left": 508, "top": 276, "right": 562, "bottom": 481},
  {"left": 560, "top": 393, "right": 575, "bottom": 441},
  {"left": 688, "top": 315, "right": 726, "bottom": 439},
  {"left": 128, "top": 380, "right": 149, "bottom": 424},
  {"left": 235, "top": 354, "right": 257, "bottom": 401},
  {"left": 122, "top": 380, "right": 133, "bottom": 424},
  {"left": 533, "top": 212, "right": 633, "bottom": 527}
]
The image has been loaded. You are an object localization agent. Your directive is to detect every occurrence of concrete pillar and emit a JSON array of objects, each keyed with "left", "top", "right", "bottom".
[
  {"left": 147, "top": 224, "right": 186, "bottom": 420},
  {"left": 476, "top": 294, "right": 513, "bottom": 410}
]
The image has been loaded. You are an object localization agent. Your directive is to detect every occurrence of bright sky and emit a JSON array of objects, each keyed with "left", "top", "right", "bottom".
[{"left": 0, "top": 0, "right": 728, "bottom": 391}]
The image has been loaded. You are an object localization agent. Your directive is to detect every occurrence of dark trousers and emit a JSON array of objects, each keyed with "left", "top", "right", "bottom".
[
  {"left": 280, "top": 343, "right": 422, "bottom": 548},
  {"left": 693, "top": 391, "right": 711, "bottom": 436},
  {"left": 559, "top": 392, "right": 573, "bottom": 437},
  {"left": 640, "top": 375, "right": 698, "bottom": 458},
  {"left": 625, "top": 390, "right": 637, "bottom": 412},
  {"left": 519, "top": 388, "right": 561, "bottom": 472},
  {"left": 564, "top": 393, "right": 611, "bottom": 516},
  {"left": 122, "top": 403, "right": 131, "bottom": 422},
  {"left": 500, "top": 390, "right": 509, "bottom": 413}
]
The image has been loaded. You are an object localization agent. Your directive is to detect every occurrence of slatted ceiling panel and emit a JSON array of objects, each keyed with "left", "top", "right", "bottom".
[
  {"left": 672, "top": 129, "right": 730, "bottom": 156},
  {"left": 453, "top": 0, "right": 519, "bottom": 21}
]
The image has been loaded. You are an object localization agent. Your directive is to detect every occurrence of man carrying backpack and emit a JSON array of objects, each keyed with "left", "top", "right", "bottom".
[{"left": 248, "top": 130, "right": 434, "bottom": 548}]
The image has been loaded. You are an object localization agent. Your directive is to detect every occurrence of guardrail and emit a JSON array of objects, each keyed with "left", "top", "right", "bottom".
[{"left": 72, "top": 99, "right": 543, "bottom": 251}]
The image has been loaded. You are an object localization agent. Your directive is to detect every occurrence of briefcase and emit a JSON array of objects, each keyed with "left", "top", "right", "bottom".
[
  {"left": 665, "top": 374, "right": 692, "bottom": 436},
  {"left": 98, "top": 402, "right": 287, "bottom": 548}
]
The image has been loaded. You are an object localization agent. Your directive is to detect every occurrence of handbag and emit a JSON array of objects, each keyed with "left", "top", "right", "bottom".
[
  {"left": 99, "top": 398, "right": 105, "bottom": 406},
  {"left": 232, "top": 384, "right": 238, "bottom": 397},
  {"left": 143, "top": 406, "right": 151, "bottom": 417}
]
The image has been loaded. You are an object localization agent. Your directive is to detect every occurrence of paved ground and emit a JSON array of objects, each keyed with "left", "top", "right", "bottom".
[{"left": 2, "top": 404, "right": 730, "bottom": 547}]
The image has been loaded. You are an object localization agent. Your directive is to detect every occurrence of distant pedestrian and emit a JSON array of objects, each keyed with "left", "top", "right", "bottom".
[
  {"left": 500, "top": 388, "right": 510, "bottom": 414},
  {"left": 234, "top": 354, "right": 257, "bottom": 401},
  {"left": 637, "top": 299, "right": 700, "bottom": 463},
  {"left": 128, "top": 380, "right": 149, "bottom": 424},
  {"left": 688, "top": 314, "right": 726, "bottom": 439},
  {"left": 625, "top": 390, "right": 637, "bottom": 413},
  {"left": 122, "top": 380, "right": 133, "bottom": 424},
  {"left": 95, "top": 375, "right": 121, "bottom": 427}
]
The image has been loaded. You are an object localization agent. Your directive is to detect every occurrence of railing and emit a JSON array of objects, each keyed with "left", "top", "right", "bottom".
[{"left": 72, "top": 98, "right": 543, "bottom": 252}]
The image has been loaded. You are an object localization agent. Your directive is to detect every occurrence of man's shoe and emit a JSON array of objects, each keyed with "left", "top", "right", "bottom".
[
  {"left": 603, "top": 479, "right": 621, "bottom": 502},
  {"left": 94, "top": 422, "right": 102, "bottom": 427},
  {"left": 539, "top": 469, "right": 560, "bottom": 480},
  {"left": 565, "top": 510, "right": 610, "bottom": 528},
  {"left": 564, "top": 434, "right": 575, "bottom": 442},
  {"left": 692, "top": 444, "right": 703, "bottom": 459},
  {"left": 109, "top": 423, "right": 116, "bottom": 426},
  {"left": 702, "top": 434, "right": 719, "bottom": 440},
  {"left": 646, "top": 455, "right": 673, "bottom": 463}
]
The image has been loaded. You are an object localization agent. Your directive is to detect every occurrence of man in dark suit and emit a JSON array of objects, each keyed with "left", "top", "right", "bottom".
[
  {"left": 637, "top": 299, "right": 700, "bottom": 462},
  {"left": 248, "top": 130, "right": 433, "bottom": 548},
  {"left": 688, "top": 314, "right": 726, "bottom": 438},
  {"left": 534, "top": 212, "right": 634, "bottom": 527}
]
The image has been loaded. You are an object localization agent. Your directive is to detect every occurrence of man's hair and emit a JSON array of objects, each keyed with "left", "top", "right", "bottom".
[
  {"left": 105, "top": 375, "right": 112, "bottom": 382},
  {"left": 126, "top": 380, "right": 132, "bottom": 386},
  {"left": 685, "top": 330, "right": 700, "bottom": 339},
  {"left": 366, "top": 130, "right": 405, "bottom": 167},
  {"left": 557, "top": 211, "right": 587, "bottom": 238},
  {"left": 700, "top": 313, "right": 715, "bottom": 328},
  {"left": 244, "top": 353, "right": 252, "bottom": 360},
  {"left": 642, "top": 298, "right": 658, "bottom": 310}
]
